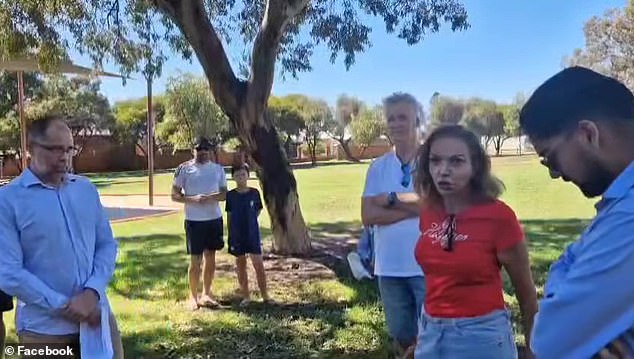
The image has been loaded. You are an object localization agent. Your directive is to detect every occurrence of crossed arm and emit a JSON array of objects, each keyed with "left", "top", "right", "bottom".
[
  {"left": 361, "top": 192, "right": 421, "bottom": 226},
  {"left": 530, "top": 212, "right": 634, "bottom": 359}
]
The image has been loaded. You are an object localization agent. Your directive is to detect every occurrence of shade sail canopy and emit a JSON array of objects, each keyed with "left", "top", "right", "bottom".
[{"left": 0, "top": 57, "right": 126, "bottom": 78}]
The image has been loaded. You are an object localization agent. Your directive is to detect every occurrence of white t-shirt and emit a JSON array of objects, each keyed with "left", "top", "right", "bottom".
[
  {"left": 362, "top": 151, "right": 423, "bottom": 277},
  {"left": 173, "top": 160, "right": 227, "bottom": 221}
]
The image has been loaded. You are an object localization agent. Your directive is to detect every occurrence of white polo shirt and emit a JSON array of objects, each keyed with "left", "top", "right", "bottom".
[
  {"left": 362, "top": 151, "right": 423, "bottom": 277},
  {"left": 173, "top": 160, "right": 227, "bottom": 221}
]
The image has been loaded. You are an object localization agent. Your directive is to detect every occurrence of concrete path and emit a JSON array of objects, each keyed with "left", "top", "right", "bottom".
[{"left": 100, "top": 194, "right": 182, "bottom": 210}]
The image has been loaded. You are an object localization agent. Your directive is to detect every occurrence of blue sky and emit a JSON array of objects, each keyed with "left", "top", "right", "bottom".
[{"left": 86, "top": 0, "right": 626, "bottom": 110}]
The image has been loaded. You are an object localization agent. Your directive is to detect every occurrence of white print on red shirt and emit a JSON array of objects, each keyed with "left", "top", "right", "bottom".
[{"left": 423, "top": 218, "right": 469, "bottom": 248}]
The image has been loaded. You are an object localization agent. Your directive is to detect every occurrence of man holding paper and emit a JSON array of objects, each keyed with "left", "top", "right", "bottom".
[
  {"left": 172, "top": 136, "right": 228, "bottom": 311},
  {"left": 0, "top": 116, "right": 123, "bottom": 358}
]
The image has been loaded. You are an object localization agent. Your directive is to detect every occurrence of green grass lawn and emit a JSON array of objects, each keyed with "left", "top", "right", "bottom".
[{"left": 4, "top": 156, "right": 596, "bottom": 358}]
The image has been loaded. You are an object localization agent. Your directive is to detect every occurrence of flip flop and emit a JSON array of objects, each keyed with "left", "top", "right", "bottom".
[{"left": 199, "top": 297, "right": 220, "bottom": 308}]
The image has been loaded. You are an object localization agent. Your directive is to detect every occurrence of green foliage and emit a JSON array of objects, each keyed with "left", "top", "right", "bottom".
[
  {"left": 350, "top": 106, "right": 383, "bottom": 154},
  {"left": 333, "top": 94, "right": 364, "bottom": 136},
  {"left": 15, "top": 75, "right": 113, "bottom": 156},
  {"left": 0, "top": 113, "right": 20, "bottom": 157},
  {"left": 0, "top": 71, "right": 42, "bottom": 117},
  {"left": 461, "top": 98, "right": 505, "bottom": 154},
  {"left": 222, "top": 137, "right": 242, "bottom": 152},
  {"left": 112, "top": 96, "right": 166, "bottom": 155},
  {"left": 157, "top": 73, "right": 230, "bottom": 150},
  {"left": 0, "top": 73, "right": 112, "bottom": 164},
  {"left": 29, "top": 76, "right": 112, "bottom": 126},
  {"left": 566, "top": 2, "right": 634, "bottom": 89},
  {"left": 330, "top": 94, "right": 365, "bottom": 161},
  {"left": 429, "top": 95, "right": 464, "bottom": 126},
  {"left": 499, "top": 94, "right": 526, "bottom": 139},
  {"left": 268, "top": 95, "right": 305, "bottom": 138},
  {"left": 266, "top": 94, "right": 332, "bottom": 163},
  {"left": 1, "top": 1, "right": 470, "bottom": 79},
  {"left": 0, "top": 71, "right": 42, "bottom": 157},
  {"left": 302, "top": 98, "right": 334, "bottom": 165}
]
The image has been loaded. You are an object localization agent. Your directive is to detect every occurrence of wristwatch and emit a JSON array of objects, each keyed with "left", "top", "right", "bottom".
[{"left": 387, "top": 192, "right": 398, "bottom": 207}]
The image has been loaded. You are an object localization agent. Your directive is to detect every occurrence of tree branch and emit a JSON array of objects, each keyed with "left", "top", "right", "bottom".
[
  {"left": 152, "top": 0, "right": 242, "bottom": 117},
  {"left": 247, "top": 0, "right": 309, "bottom": 115}
]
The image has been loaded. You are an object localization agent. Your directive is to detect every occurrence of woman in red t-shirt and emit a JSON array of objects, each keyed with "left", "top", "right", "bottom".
[{"left": 412, "top": 125, "right": 538, "bottom": 359}]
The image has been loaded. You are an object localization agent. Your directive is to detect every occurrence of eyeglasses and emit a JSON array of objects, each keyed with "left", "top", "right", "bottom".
[
  {"left": 442, "top": 214, "right": 456, "bottom": 252},
  {"left": 401, "top": 163, "right": 412, "bottom": 188},
  {"left": 33, "top": 142, "right": 78, "bottom": 157}
]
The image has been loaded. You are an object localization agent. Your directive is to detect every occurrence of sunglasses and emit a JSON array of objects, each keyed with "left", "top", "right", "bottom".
[
  {"left": 401, "top": 163, "right": 412, "bottom": 188},
  {"left": 442, "top": 214, "right": 456, "bottom": 252}
]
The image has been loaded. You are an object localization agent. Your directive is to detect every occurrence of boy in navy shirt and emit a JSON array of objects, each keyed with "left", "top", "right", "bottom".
[{"left": 226, "top": 164, "right": 270, "bottom": 306}]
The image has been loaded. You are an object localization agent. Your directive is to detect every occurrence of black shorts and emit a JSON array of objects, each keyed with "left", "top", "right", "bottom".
[
  {"left": 185, "top": 218, "right": 224, "bottom": 255},
  {"left": 0, "top": 289, "right": 13, "bottom": 312}
]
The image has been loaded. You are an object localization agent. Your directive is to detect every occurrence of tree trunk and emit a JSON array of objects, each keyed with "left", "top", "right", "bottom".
[
  {"left": 154, "top": 0, "right": 312, "bottom": 255},
  {"left": 494, "top": 137, "right": 502, "bottom": 156},
  {"left": 12, "top": 155, "right": 22, "bottom": 172},
  {"left": 360, "top": 145, "right": 368, "bottom": 158},
  {"left": 310, "top": 137, "right": 317, "bottom": 166},
  {"left": 337, "top": 137, "right": 359, "bottom": 162},
  {"left": 284, "top": 135, "right": 293, "bottom": 158},
  {"left": 484, "top": 136, "right": 493, "bottom": 154},
  {"left": 248, "top": 113, "right": 311, "bottom": 255}
]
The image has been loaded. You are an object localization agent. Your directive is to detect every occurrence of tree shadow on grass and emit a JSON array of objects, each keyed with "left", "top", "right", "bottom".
[
  {"left": 505, "top": 218, "right": 589, "bottom": 357},
  {"left": 85, "top": 169, "right": 173, "bottom": 179},
  {"left": 521, "top": 218, "right": 589, "bottom": 287},
  {"left": 121, "top": 306, "right": 390, "bottom": 359},
  {"left": 262, "top": 220, "right": 380, "bottom": 305},
  {"left": 113, "top": 218, "right": 591, "bottom": 358},
  {"left": 93, "top": 178, "right": 146, "bottom": 189},
  {"left": 305, "top": 218, "right": 591, "bottom": 359},
  {"left": 113, "top": 223, "right": 391, "bottom": 358},
  {"left": 111, "top": 234, "right": 188, "bottom": 301}
]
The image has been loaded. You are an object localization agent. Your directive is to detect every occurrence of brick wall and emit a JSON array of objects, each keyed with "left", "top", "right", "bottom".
[{"left": 0, "top": 135, "right": 392, "bottom": 177}]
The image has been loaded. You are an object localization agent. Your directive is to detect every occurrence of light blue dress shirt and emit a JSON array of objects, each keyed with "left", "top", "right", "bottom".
[
  {"left": 531, "top": 160, "right": 634, "bottom": 359},
  {"left": 0, "top": 169, "right": 118, "bottom": 335}
]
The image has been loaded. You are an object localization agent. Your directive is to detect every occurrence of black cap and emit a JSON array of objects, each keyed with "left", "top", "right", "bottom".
[
  {"left": 520, "top": 66, "right": 634, "bottom": 139},
  {"left": 193, "top": 136, "right": 214, "bottom": 150}
]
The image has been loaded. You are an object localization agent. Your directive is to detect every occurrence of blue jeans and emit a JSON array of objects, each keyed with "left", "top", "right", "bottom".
[
  {"left": 377, "top": 276, "right": 426, "bottom": 347},
  {"left": 415, "top": 309, "right": 518, "bottom": 359}
]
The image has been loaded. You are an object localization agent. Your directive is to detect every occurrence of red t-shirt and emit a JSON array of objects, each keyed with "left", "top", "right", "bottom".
[{"left": 415, "top": 199, "right": 524, "bottom": 318}]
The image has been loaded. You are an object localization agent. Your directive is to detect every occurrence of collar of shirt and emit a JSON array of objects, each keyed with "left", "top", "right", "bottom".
[
  {"left": 18, "top": 168, "right": 76, "bottom": 189},
  {"left": 595, "top": 159, "right": 634, "bottom": 211}
]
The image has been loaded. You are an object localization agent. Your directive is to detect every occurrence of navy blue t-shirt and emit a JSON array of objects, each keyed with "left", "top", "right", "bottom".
[{"left": 225, "top": 188, "right": 263, "bottom": 244}]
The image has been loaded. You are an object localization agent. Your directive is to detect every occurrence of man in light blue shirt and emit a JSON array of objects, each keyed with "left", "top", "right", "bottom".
[
  {"left": 520, "top": 66, "right": 634, "bottom": 359},
  {"left": 0, "top": 116, "right": 123, "bottom": 357}
]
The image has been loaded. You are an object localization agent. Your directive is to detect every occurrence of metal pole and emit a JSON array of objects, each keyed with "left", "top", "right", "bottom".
[
  {"left": 18, "top": 71, "right": 28, "bottom": 172},
  {"left": 147, "top": 76, "right": 154, "bottom": 206}
]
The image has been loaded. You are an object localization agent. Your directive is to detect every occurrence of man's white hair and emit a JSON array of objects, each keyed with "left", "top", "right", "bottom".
[{"left": 382, "top": 92, "right": 424, "bottom": 125}]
